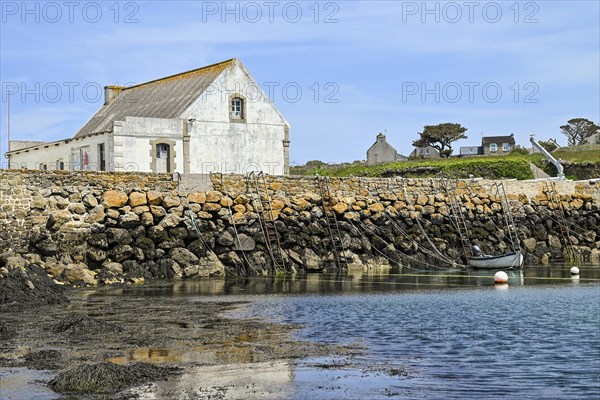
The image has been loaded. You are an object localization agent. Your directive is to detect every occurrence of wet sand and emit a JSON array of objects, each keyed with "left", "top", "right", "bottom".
[{"left": 0, "top": 283, "right": 360, "bottom": 399}]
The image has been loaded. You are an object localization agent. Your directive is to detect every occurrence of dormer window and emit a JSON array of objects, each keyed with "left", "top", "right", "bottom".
[
  {"left": 231, "top": 97, "right": 244, "bottom": 120},
  {"left": 489, "top": 143, "right": 497, "bottom": 152}
]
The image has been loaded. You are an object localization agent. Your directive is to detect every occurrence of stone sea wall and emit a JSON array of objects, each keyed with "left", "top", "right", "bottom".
[{"left": 1, "top": 170, "right": 599, "bottom": 286}]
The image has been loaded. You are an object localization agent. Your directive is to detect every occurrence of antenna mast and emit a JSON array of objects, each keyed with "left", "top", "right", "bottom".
[{"left": 7, "top": 92, "right": 10, "bottom": 152}]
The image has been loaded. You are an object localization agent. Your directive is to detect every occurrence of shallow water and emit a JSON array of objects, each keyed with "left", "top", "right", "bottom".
[{"left": 2, "top": 265, "right": 599, "bottom": 399}]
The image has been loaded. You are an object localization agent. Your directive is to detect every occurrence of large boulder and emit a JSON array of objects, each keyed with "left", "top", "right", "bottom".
[
  {"left": 522, "top": 238, "right": 537, "bottom": 252},
  {"left": 548, "top": 234, "right": 562, "bottom": 250},
  {"left": 36, "top": 240, "right": 59, "bottom": 256},
  {"left": 162, "top": 195, "right": 181, "bottom": 209},
  {"left": 85, "top": 205, "right": 106, "bottom": 224},
  {"left": 181, "top": 252, "right": 224, "bottom": 278},
  {"left": 87, "top": 247, "right": 107, "bottom": 264},
  {"left": 232, "top": 233, "right": 256, "bottom": 251},
  {"left": 109, "top": 245, "right": 134, "bottom": 262},
  {"left": 148, "top": 259, "right": 178, "bottom": 279},
  {"left": 83, "top": 194, "right": 98, "bottom": 208},
  {"left": 219, "top": 251, "right": 245, "bottom": 273},
  {"left": 216, "top": 231, "right": 235, "bottom": 247},
  {"left": 128, "top": 192, "right": 147, "bottom": 207},
  {"left": 87, "top": 233, "right": 108, "bottom": 249},
  {"left": 147, "top": 226, "right": 169, "bottom": 243},
  {"left": 46, "top": 210, "right": 73, "bottom": 231},
  {"left": 60, "top": 264, "right": 97, "bottom": 286},
  {"left": 301, "top": 248, "right": 321, "bottom": 270},
  {"left": 159, "top": 214, "right": 181, "bottom": 228},
  {"left": 206, "top": 191, "right": 223, "bottom": 203},
  {"left": 188, "top": 192, "right": 206, "bottom": 204},
  {"left": 104, "top": 190, "right": 128, "bottom": 208},
  {"left": 170, "top": 248, "right": 199, "bottom": 266},
  {"left": 118, "top": 212, "right": 140, "bottom": 229},
  {"left": 106, "top": 228, "right": 133, "bottom": 246}
]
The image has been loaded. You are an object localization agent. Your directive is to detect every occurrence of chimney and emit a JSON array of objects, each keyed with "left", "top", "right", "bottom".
[{"left": 104, "top": 85, "right": 125, "bottom": 105}]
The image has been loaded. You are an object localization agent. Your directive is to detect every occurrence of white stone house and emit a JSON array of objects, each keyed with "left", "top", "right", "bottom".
[{"left": 5, "top": 59, "right": 291, "bottom": 175}]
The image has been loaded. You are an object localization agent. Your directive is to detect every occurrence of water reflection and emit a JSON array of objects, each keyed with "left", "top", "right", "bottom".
[
  {"left": 108, "top": 348, "right": 182, "bottom": 364},
  {"left": 98, "top": 265, "right": 600, "bottom": 298},
  {"left": 132, "top": 361, "right": 296, "bottom": 400}
]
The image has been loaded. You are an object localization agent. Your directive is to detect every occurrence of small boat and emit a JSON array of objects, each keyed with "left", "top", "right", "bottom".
[{"left": 469, "top": 250, "right": 524, "bottom": 269}]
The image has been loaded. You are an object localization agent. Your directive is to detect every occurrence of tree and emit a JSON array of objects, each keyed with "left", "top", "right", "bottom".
[
  {"left": 412, "top": 123, "right": 467, "bottom": 158},
  {"left": 560, "top": 118, "right": 599, "bottom": 146}
]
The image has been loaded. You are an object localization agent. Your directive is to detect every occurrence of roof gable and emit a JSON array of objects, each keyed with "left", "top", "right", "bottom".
[
  {"left": 367, "top": 134, "right": 396, "bottom": 153},
  {"left": 73, "top": 59, "right": 235, "bottom": 138}
]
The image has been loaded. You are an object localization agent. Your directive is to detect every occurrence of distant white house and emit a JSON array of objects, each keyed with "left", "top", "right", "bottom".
[
  {"left": 5, "top": 58, "right": 291, "bottom": 175},
  {"left": 459, "top": 134, "right": 517, "bottom": 157},
  {"left": 409, "top": 146, "right": 440, "bottom": 159}
]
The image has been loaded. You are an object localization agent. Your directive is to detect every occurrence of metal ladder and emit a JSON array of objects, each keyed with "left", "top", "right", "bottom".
[
  {"left": 317, "top": 177, "right": 348, "bottom": 271},
  {"left": 247, "top": 171, "right": 285, "bottom": 271},
  {"left": 491, "top": 182, "right": 521, "bottom": 253},
  {"left": 441, "top": 179, "right": 473, "bottom": 262},
  {"left": 544, "top": 181, "right": 576, "bottom": 262}
]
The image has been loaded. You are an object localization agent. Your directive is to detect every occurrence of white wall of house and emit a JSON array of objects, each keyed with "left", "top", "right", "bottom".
[
  {"left": 112, "top": 116, "right": 184, "bottom": 172},
  {"left": 182, "top": 61, "right": 289, "bottom": 175},
  {"left": 7, "top": 134, "right": 110, "bottom": 171}
]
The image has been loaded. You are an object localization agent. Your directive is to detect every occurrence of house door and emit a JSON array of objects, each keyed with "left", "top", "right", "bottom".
[
  {"left": 156, "top": 143, "right": 170, "bottom": 173},
  {"left": 98, "top": 143, "right": 106, "bottom": 171}
]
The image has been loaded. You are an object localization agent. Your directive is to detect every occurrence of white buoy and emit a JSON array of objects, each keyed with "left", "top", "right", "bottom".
[
  {"left": 570, "top": 266, "right": 580, "bottom": 275},
  {"left": 494, "top": 271, "right": 509, "bottom": 284}
]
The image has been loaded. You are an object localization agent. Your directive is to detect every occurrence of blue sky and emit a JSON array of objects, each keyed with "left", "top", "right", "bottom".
[{"left": 1, "top": 0, "right": 599, "bottom": 165}]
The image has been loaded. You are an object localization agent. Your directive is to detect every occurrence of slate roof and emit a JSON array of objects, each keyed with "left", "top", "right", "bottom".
[
  {"left": 74, "top": 58, "right": 235, "bottom": 138},
  {"left": 482, "top": 135, "right": 515, "bottom": 145},
  {"left": 9, "top": 141, "right": 48, "bottom": 151}
]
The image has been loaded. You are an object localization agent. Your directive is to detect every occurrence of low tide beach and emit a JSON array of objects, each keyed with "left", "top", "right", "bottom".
[{"left": 1, "top": 265, "right": 599, "bottom": 399}]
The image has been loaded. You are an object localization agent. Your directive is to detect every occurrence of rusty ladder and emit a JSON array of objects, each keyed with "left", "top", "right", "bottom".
[
  {"left": 491, "top": 182, "right": 521, "bottom": 254},
  {"left": 544, "top": 181, "right": 576, "bottom": 262},
  {"left": 247, "top": 171, "right": 285, "bottom": 271},
  {"left": 441, "top": 179, "right": 473, "bottom": 262},
  {"left": 317, "top": 177, "right": 348, "bottom": 271}
]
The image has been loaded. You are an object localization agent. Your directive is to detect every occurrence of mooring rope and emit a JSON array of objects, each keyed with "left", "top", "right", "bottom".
[
  {"left": 221, "top": 173, "right": 256, "bottom": 275},
  {"left": 175, "top": 172, "right": 211, "bottom": 252},
  {"left": 347, "top": 218, "right": 453, "bottom": 270}
]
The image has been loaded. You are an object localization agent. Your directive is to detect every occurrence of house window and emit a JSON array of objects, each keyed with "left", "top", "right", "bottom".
[
  {"left": 98, "top": 143, "right": 106, "bottom": 171},
  {"left": 230, "top": 97, "right": 244, "bottom": 120},
  {"left": 502, "top": 143, "right": 511, "bottom": 152},
  {"left": 489, "top": 143, "right": 497, "bottom": 152}
]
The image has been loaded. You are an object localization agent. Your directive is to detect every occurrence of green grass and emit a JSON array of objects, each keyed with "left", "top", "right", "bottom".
[
  {"left": 291, "top": 156, "right": 535, "bottom": 180},
  {"left": 551, "top": 149, "right": 600, "bottom": 163},
  {"left": 291, "top": 146, "right": 599, "bottom": 180}
]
